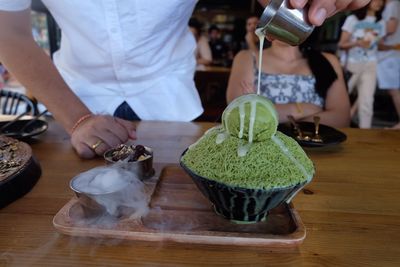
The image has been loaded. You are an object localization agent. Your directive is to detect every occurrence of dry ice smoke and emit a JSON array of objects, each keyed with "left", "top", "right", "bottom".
[{"left": 72, "top": 163, "right": 149, "bottom": 219}]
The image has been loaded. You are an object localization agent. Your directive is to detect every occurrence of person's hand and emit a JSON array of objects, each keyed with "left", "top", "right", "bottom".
[
  {"left": 70, "top": 115, "right": 137, "bottom": 159},
  {"left": 356, "top": 39, "right": 371, "bottom": 49},
  {"left": 296, "top": 103, "right": 323, "bottom": 120},
  {"left": 258, "top": 0, "right": 370, "bottom": 26}
]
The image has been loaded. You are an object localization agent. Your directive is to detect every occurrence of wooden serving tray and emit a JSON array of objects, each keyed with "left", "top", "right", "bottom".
[{"left": 53, "top": 165, "right": 306, "bottom": 246}]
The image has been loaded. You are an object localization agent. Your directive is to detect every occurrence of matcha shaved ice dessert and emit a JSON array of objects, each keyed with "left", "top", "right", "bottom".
[{"left": 181, "top": 94, "right": 314, "bottom": 190}]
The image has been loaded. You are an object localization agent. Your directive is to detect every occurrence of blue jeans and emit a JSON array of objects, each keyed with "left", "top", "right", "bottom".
[{"left": 113, "top": 101, "right": 140, "bottom": 121}]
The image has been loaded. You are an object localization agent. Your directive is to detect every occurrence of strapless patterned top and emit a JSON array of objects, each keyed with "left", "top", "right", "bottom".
[{"left": 254, "top": 71, "right": 324, "bottom": 107}]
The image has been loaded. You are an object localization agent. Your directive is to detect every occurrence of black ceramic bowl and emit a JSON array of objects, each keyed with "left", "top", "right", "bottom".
[{"left": 180, "top": 151, "right": 307, "bottom": 223}]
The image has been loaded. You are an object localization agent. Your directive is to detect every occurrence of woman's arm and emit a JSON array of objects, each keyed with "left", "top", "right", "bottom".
[
  {"left": 0, "top": 10, "right": 88, "bottom": 131},
  {"left": 386, "top": 17, "right": 398, "bottom": 35},
  {"left": 197, "top": 37, "right": 212, "bottom": 66},
  {"left": 275, "top": 103, "right": 323, "bottom": 123},
  {"left": 301, "top": 53, "right": 351, "bottom": 127},
  {"left": 226, "top": 50, "right": 255, "bottom": 103},
  {"left": 339, "top": 31, "right": 371, "bottom": 50}
]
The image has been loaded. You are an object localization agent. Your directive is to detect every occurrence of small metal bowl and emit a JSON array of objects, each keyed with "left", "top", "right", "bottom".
[
  {"left": 70, "top": 166, "right": 148, "bottom": 218},
  {"left": 103, "top": 145, "right": 155, "bottom": 180}
]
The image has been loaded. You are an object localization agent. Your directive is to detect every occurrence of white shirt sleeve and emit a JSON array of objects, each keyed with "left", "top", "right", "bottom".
[
  {"left": 341, "top": 15, "right": 357, "bottom": 33},
  {"left": 0, "top": 0, "right": 31, "bottom": 11}
]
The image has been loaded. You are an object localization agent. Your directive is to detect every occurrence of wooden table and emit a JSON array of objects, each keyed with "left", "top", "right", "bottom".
[{"left": 1, "top": 120, "right": 400, "bottom": 266}]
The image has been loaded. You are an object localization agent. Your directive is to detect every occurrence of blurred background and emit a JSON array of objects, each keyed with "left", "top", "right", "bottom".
[{"left": 0, "top": 0, "right": 397, "bottom": 127}]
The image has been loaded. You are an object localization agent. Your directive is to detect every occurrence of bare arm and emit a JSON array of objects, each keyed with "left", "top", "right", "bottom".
[
  {"left": 338, "top": 30, "right": 370, "bottom": 50},
  {"left": 197, "top": 37, "right": 212, "bottom": 66},
  {"left": 386, "top": 17, "right": 398, "bottom": 35},
  {"left": 301, "top": 53, "right": 351, "bottom": 127},
  {"left": 0, "top": 9, "right": 135, "bottom": 158},
  {"left": 338, "top": 31, "right": 354, "bottom": 50},
  {"left": 226, "top": 50, "right": 255, "bottom": 103},
  {"left": 0, "top": 9, "right": 88, "bottom": 131},
  {"left": 276, "top": 103, "right": 322, "bottom": 123}
]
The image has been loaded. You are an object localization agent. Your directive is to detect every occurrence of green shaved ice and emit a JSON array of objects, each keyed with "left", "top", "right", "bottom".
[
  {"left": 181, "top": 127, "right": 314, "bottom": 190},
  {"left": 222, "top": 94, "right": 278, "bottom": 142}
]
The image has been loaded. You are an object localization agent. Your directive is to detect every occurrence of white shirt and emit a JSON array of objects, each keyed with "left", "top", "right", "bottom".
[
  {"left": 342, "top": 15, "right": 386, "bottom": 63},
  {"left": 382, "top": 0, "right": 400, "bottom": 46},
  {"left": 0, "top": 0, "right": 203, "bottom": 121}
]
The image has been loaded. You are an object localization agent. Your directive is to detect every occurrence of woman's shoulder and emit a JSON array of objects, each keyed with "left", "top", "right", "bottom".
[
  {"left": 235, "top": 49, "right": 253, "bottom": 58},
  {"left": 232, "top": 49, "right": 254, "bottom": 64}
]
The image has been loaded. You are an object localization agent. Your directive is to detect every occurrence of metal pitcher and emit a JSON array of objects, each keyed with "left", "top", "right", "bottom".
[{"left": 257, "top": 0, "right": 314, "bottom": 46}]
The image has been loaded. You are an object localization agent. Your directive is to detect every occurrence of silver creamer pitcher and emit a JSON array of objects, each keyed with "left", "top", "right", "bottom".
[{"left": 257, "top": 0, "right": 314, "bottom": 46}]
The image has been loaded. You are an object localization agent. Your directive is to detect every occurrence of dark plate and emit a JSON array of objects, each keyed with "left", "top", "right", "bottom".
[
  {"left": 278, "top": 122, "right": 347, "bottom": 147},
  {"left": 0, "top": 119, "right": 48, "bottom": 139},
  {"left": 0, "top": 156, "right": 42, "bottom": 209}
]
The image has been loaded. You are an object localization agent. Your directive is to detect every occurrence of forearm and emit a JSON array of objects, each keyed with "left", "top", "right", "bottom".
[
  {"left": 276, "top": 104, "right": 299, "bottom": 123},
  {"left": 277, "top": 103, "right": 350, "bottom": 127},
  {"left": 276, "top": 103, "right": 320, "bottom": 123},
  {"left": 339, "top": 40, "right": 358, "bottom": 50},
  {"left": 378, "top": 43, "right": 396, "bottom": 51},
  {"left": 301, "top": 109, "right": 351, "bottom": 128},
  {"left": 0, "top": 37, "right": 90, "bottom": 134},
  {"left": 197, "top": 57, "right": 212, "bottom": 66}
]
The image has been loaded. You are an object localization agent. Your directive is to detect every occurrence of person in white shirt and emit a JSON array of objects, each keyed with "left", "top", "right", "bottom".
[
  {"left": 0, "top": 0, "right": 371, "bottom": 159},
  {"left": 377, "top": 0, "right": 400, "bottom": 129},
  {"left": 339, "top": 0, "right": 386, "bottom": 129}
]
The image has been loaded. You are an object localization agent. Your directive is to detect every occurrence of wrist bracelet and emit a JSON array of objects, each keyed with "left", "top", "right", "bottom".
[{"left": 70, "top": 114, "right": 93, "bottom": 134}]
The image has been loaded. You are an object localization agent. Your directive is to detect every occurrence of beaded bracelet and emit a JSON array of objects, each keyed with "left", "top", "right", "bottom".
[{"left": 70, "top": 114, "right": 93, "bottom": 134}]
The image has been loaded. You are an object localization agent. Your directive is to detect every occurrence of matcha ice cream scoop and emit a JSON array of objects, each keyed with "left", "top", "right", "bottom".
[{"left": 222, "top": 94, "right": 278, "bottom": 142}]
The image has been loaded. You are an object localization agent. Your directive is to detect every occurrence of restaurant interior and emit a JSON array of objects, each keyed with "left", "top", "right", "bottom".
[
  {"left": 1, "top": 0, "right": 400, "bottom": 266},
  {"left": 2, "top": 0, "right": 397, "bottom": 126}
]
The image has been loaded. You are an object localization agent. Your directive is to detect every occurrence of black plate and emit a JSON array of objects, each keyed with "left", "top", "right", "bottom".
[
  {"left": 0, "top": 156, "right": 41, "bottom": 209},
  {"left": 0, "top": 119, "right": 48, "bottom": 139},
  {"left": 278, "top": 122, "right": 347, "bottom": 147}
]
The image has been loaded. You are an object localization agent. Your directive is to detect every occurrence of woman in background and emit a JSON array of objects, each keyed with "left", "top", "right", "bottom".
[
  {"left": 189, "top": 18, "right": 212, "bottom": 70},
  {"left": 338, "top": 0, "right": 386, "bottom": 128},
  {"left": 226, "top": 37, "right": 350, "bottom": 128}
]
